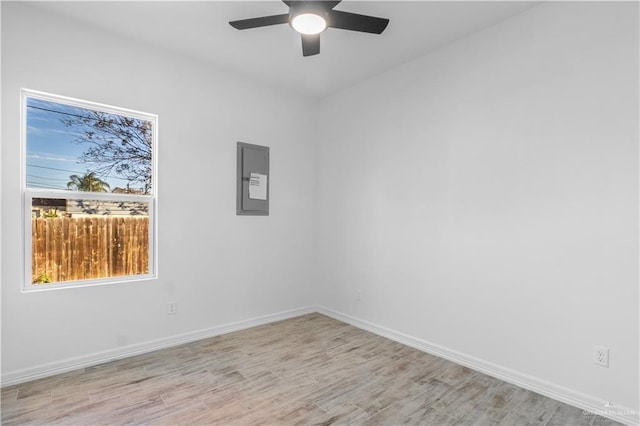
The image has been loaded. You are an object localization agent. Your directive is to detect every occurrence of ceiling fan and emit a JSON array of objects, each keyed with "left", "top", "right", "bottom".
[{"left": 229, "top": 1, "right": 389, "bottom": 57}]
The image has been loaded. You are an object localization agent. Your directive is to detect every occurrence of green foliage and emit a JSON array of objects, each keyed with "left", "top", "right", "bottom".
[
  {"left": 33, "top": 272, "right": 52, "bottom": 284},
  {"left": 42, "top": 209, "right": 58, "bottom": 218},
  {"left": 67, "top": 172, "right": 110, "bottom": 192}
]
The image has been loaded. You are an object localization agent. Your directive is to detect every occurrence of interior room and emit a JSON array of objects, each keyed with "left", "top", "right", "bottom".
[{"left": 1, "top": 1, "right": 638, "bottom": 425}]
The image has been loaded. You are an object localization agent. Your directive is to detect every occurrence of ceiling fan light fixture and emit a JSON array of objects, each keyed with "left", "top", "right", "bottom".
[{"left": 291, "top": 13, "right": 326, "bottom": 35}]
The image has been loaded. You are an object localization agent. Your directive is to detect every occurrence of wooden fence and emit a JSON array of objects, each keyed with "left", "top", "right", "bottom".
[{"left": 32, "top": 216, "right": 149, "bottom": 284}]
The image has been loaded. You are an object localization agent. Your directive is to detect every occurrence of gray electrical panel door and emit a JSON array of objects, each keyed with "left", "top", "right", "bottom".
[{"left": 237, "top": 142, "right": 269, "bottom": 216}]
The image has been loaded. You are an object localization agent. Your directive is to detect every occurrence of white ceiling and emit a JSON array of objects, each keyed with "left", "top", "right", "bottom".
[{"left": 28, "top": 1, "right": 540, "bottom": 98}]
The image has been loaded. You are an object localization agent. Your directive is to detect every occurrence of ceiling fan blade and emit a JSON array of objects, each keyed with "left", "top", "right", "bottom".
[
  {"left": 301, "top": 34, "right": 320, "bottom": 57},
  {"left": 327, "top": 10, "right": 389, "bottom": 34},
  {"left": 229, "top": 14, "right": 289, "bottom": 30}
]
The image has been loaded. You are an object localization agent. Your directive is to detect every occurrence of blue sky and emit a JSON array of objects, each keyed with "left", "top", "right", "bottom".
[{"left": 26, "top": 97, "right": 147, "bottom": 191}]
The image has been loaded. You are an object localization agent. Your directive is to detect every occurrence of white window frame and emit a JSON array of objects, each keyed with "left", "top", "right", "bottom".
[{"left": 21, "top": 89, "right": 158, "bottom": 292}]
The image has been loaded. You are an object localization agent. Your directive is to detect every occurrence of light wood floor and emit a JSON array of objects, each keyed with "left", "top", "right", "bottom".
[{"left": 1, "top": 313, "right": 622, "bottom": 425}]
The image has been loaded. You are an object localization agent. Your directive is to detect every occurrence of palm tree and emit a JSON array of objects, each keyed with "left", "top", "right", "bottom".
[{"left": 67, "top": 172, "right": 110, "bottom": 192}]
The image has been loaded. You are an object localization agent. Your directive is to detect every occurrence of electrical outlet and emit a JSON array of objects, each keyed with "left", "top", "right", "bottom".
[
  {"left": 356, "top": 289, "right": 362, "bottom": 302},
  {"left": 168, "top": 302, "right": 177, "bottom": 315},
  {"left": 593, "top": 346, "right": 609, "bottom": 367}
]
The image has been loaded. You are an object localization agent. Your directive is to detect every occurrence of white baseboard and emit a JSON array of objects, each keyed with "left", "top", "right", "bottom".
[
  {"left": 0, "top": 305, "right": 316, "bottom": 388},
  {"left": 316, "top": 306, "right": 639, "bottom": 426}
]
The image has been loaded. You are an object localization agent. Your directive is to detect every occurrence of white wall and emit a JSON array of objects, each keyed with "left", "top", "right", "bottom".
[
  {"left": 317, "top": 1, "right": 638, "bottom": 414},
  {"left": 1, "top": 3, "right": 318, "bottom": 377}
]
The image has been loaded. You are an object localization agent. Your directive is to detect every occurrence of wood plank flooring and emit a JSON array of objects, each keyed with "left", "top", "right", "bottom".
[{"left": 1, "top": 313, "right": 623, "bottom": 425}]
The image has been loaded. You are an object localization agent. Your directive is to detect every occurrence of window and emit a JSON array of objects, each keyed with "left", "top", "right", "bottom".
[{"left": 22, "top": 89, "right": 157, "bottom": 291}]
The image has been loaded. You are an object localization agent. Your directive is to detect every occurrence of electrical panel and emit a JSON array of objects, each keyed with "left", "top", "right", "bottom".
[{"left": 236, "top": 142, "right": 269, "bottom": 216}]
